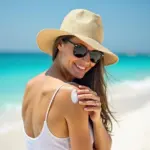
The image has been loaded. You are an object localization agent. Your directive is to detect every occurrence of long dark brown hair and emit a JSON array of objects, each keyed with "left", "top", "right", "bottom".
[{"left": 52, "top": 35, "right": 117, "bottom": 134}]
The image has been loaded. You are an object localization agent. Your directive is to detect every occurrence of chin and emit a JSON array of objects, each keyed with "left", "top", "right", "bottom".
[{"left": 73, "top": 73, "right": 85, "bottom": 79}]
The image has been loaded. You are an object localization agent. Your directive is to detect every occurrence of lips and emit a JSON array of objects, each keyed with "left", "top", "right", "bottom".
[
  {"left": 74, "top": 63, "right": 86, "bottom": 72},
  {"left": 76, "top": 64, "right": 86, "bottom": 70}
]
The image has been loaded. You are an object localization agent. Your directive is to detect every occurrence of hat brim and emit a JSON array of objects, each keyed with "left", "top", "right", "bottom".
[{"left": 36, "top": 29, "right": 119, "bottom": 66}]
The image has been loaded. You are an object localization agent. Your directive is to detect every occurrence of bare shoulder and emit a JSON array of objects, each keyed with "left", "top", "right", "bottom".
[
  {"left": 22, "top": 72, "right": 46, "bottom": 114},
  {"left": 56, "top": 83, "right": 84, "bottom": 115},
  {"left": 26, "top": 71, "right": 46, "bottom": 88},
  {"left": 23, "top": 71, "right": 50, "bottom": 97}
]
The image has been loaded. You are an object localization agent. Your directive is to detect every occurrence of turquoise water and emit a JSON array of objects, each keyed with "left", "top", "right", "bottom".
[{"left": 0, "top": 53, "right": 150, "bottom": 105}]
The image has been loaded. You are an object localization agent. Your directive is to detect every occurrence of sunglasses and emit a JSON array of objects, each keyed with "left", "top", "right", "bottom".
[{"left": 66, "top": 40, "right": 104, "bottom": 63}]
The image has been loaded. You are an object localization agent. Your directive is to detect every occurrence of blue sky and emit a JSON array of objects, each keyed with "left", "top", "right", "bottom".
[{"left": 0, "top": 0, "right": 150, "bottom": 53}]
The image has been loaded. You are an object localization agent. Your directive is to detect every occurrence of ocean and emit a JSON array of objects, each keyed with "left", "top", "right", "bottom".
[{"left": 0, "top": 52, "right": 150, "bottom": 150}]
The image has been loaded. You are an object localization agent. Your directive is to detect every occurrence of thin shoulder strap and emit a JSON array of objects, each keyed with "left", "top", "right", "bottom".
[{"left": 45, "top": 82, "right": 74, "bottom": 121}]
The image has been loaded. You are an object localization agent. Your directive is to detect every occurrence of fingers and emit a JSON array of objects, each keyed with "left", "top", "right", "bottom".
[
  {"left": 77, "top": 85, "right": 101, "bottom": 109},
  {"left": 77, "top": 86, "right": 98, "bottom": 96},
  {"left": 79, "top": 100, "right": 101, "bottom": 106},
  {"left": 77, "top": 89, "right": 90, "bottom": 95},
  {"left": 84, "top": 106, "right": 101, "bottom": 111},
  {"left": 78, "top": 93, "right": 100, "bottom": 101},
  {"left": 78, "top": 85, "right": 90, "bottom": 89},
  {"left": 77, "top": 89, "right": 97, "bottom": 96}
]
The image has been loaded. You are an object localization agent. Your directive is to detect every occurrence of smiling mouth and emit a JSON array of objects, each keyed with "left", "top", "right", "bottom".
[{"left": 74, "top": 63, "right": 86, "bottom": 72}]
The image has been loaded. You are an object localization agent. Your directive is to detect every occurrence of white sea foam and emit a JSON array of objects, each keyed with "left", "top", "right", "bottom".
[
  {"left": 0, "top": 77, "right": 150, "bottom": 150},
  {"left": 108, "top": 77, "right": 150, "bottom": 115}
]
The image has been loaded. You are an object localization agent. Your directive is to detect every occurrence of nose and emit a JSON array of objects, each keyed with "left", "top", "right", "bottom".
[{"left": 83, "top": 52, "right": 91, "bottom": 63}]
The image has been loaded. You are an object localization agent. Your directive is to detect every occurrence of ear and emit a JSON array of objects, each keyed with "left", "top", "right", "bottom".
[{"left": 57, "top": 41, "right": 65, "bottom": 52}]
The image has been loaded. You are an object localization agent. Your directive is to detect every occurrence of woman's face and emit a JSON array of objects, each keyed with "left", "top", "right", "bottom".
[{"left": 57, "top": 37, "right": 96, "bottom": 79}]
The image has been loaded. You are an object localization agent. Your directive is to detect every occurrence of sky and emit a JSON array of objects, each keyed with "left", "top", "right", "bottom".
[{"left": 0, "top": 0, "right": 150, "bottom": 53}]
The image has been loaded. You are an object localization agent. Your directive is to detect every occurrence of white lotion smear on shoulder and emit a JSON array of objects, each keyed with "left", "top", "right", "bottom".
[{"left": 71, "top": 89, "right": 78, "bottom": 104}]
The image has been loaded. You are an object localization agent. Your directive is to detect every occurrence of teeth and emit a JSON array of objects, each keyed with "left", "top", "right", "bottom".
[{"left": 76, "top": 64, "right": 85, "bottom": 70}]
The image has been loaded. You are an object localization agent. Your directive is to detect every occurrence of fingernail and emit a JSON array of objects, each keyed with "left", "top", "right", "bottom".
[
  {"left": 77, "top": 90, "right": 80, "bottom": 93},
  {"left": 79, "top": 101, "right": 82, "bottom": 104}
]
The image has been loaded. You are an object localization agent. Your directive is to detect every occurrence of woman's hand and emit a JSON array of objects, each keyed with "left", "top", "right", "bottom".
[{"left": 77, "top": 85, "right": 102, "bottom": 123}]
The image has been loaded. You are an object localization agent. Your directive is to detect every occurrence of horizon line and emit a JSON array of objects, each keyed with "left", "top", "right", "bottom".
[
  {"left": 0, "top": 51, "right": 150, "bottom": 55},
  {"left": 0, "top": 48, "right": 150, "bottom": 54}
]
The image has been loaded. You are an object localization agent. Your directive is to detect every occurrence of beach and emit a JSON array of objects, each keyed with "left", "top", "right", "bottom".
[{"left": 0, "top": 53, "right": 150, "bottom": 150}]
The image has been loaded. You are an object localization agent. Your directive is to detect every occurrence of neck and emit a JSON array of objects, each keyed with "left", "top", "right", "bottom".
[{"left": 46, "top": 59, "right": 74, "bottom": 82}]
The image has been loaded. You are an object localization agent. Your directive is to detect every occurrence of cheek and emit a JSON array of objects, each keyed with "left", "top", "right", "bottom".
[
  {"left": 61, "top": 50, "right": 77, "bottom": 67},
  {"left": 68, "top": 56, "right": 78, "bottom": 67}
]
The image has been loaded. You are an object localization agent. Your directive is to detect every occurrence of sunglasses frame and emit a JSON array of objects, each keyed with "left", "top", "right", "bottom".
[{"left": 66, "top": 39, "right": 104, "bottom": 63}]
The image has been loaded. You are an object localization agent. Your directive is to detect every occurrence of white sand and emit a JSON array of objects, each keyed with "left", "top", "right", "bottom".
[{"left": 0, "top": 122, "right": 26, "bottom": 150}]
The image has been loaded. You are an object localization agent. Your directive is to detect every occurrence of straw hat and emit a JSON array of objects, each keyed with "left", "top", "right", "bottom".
[{"left": 36, "top": 9, "right": 119, "bottom": 65}]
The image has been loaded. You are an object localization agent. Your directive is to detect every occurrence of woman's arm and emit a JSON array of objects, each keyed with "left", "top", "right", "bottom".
[
  {"left": 59, "top": 87, "right": 93, "bottom": 150},
  {"left": 76, "top": 85, "right": 112, "bottom": 150},
  {"left": 93, "top": 119, "right": 112, "bottom": 150}
]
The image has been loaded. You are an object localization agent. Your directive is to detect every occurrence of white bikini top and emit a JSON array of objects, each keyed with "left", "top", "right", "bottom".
[{"left": 24, "top": 82, "right": 94, "bottom": 150}]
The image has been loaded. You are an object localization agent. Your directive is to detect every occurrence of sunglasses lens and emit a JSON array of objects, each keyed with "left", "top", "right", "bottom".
[
  {"left": 71, "top": 40, "right": 103, "bottom": 63},
  {"left": 74, "top": 45, "right": 87, "bottom": 58},
  {"left": 90, "top": 51, "right": 103, "bottom": 63}
]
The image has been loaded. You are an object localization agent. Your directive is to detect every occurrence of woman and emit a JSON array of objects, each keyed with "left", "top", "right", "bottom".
[{"left": 22, "top": 9, "right": 119, "bottom": 150}]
